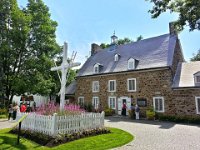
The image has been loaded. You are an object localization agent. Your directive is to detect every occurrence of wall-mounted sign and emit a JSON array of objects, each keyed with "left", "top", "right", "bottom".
[{"left": 137, "top": 98, "right": 147, "bottom": 107}]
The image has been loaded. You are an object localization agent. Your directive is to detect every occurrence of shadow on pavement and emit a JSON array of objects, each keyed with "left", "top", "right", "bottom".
[{"left": 105, "top": 116, "right": 200, "bottom": 129}]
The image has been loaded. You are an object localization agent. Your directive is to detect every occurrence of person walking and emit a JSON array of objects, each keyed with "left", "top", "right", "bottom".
[{"left": 135, "top": 104, "right": 140, "bottom": 120}]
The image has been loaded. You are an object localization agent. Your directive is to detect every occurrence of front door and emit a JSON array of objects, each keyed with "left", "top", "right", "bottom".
[{"left": 118, "top": 97, "right": 131, "bottom": 115}]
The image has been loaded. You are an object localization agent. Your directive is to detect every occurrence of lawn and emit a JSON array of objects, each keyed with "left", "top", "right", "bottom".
[{"left": 0, "top": 127, "right": 133, "bottom": 150}]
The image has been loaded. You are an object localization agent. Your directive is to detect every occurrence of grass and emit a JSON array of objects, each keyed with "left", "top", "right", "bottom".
[
  {"left": 0, "top": 127, "right": 133, "bottom": 150},
  {"left": 0, "top": 114, "right": 7, "bottom": 119}
]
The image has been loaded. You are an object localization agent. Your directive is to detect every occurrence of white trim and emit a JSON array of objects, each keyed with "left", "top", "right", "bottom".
[
  {"left": 153, "top": 97, "right": 165, "bottom": 113},
  {"left": 128, "top": 58, "right": 135, "bottom": 70},
  {"left": 195, "top": 96, "right": 200, "bottom": 114},
  {"left": 127, "top": 78, "right": 136, "bottom": 92},
  {"left": 108, "top": 96, "right": 116, "bottom": 109},
  {"left": 114, "top": 54, "right": 119, "bottom": 61},
  {"left": 93, "top": 64, "right": 99, "bottom": 73},
  {"left": 108, "top": 80, "right": 116, "bottom": 92},
  {"left": 92, "top": 96, "right": 99, "bottom": 109},
  {"left": 78, "top": 97, "right": 84, "bottom": 105},
  {"left": 92, "top": 81, "right": 99, "bottom": 92}
]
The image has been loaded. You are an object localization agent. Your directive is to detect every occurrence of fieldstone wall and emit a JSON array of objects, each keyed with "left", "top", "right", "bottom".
[
  {"left": 76, "top": 68, "right": 172, "bottom": 115},
  {"left": 75, "top": 68, "right": 200, "bottom": 117}
]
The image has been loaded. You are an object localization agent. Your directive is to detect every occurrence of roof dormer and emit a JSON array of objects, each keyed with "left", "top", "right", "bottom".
[
  {"left": 93, "top": 63, "right": 103, "bottom": 74},
  {"left": 194, "top": 71, "right": 200, "bottom": 85},
  {"left": 128, "top": 58, "right": 136, "bottom": 70}
]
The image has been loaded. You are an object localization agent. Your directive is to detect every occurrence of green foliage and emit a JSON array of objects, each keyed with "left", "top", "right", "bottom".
[
  {"left": 146, "top": 107, "right": 155, "bottom": 120},
  {"left": 147, "top": 0, "right": 200, "bottom": 31},
  {"left": 104, "top": 108, "right": 115, "bottom": 116},
  {"left": 157, "top": 114, "right": 200, "bottom": 124},
  {"left": 191, "top": 49, "right": 200, "bottom": 61},
  {"left": 84, "top": 102, "right": 93, "bottom": 112},
  {"left": 100, "top": 36, "right": 143, "bottom": 49},
  {"left": 0, "top": 0, "right": 61, "bottom": 101}
]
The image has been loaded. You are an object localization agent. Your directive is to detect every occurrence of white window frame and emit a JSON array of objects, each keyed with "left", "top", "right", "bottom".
[
  {"left": 195, "top": 96, "right": 200, "bottom": 114},
  {"left": 127, "top": 78, "right": 136, "bottom": 92},
  {"left": 153, "top": 97, "right": 165, "bottom": 113},
  {"left": 128, "top": 58, "right": 135, "bottom": 70},
  {"left": 108, "top": 80, "right": 116, "bottom": 92},
  {"left": 78, "top": 97, "right": 84, "bottom": 106},
  {"left": 93, "top": 64, "right": 99, "bottom": 73},
  {"left": 92, "top": 81, "right": 99, "bottom": 92},
  {"left": 114, "top": 54, "right": 119, "bottom": 61},
  {"left": 92, "top": 96, "right": 99, "bottom": 109},
  {"left": 108, "top": 96, "right": 116, "bottom": 109},
  {"left": 195, "top": 76, "right": 200, "bottom": 83}
]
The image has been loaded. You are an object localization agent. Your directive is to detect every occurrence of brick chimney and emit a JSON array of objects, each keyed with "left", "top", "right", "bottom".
[
  {"left": 169, "top": 22, "right": 177, "bottom": 35},
  {"left": 91, "top": 43, "right": 101, "bottom": 56}
]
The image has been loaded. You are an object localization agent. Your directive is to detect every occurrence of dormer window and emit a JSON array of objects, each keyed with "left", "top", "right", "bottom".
[
  {"left": 93, "top": 64, "right": 99, "bottom": 73},
  {"left": 194, "top": 71, "right": 200, "bottom": 84},
  {"left": 93, "top": 63, "right": 103, "bottom": 73},
  {"left": 128, "top": 58, "right": 135, "bottom": 70},
  {"left": 114, "top": 54, "right": 119, "bottom": 61}
]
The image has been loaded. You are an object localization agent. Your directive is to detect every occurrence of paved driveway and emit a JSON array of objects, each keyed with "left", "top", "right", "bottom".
[{"left": 105, "top": 117, "right": 200, "bottom": 150}]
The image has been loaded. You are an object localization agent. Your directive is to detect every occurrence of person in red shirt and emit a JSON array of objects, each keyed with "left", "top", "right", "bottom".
[{"left": 20, "top": 103, "right": 27, "bottom": 112}]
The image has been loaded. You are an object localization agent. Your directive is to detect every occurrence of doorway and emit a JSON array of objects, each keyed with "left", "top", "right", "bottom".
[{"left": 118, "top": 96, "right": 131, "bottom": 115}]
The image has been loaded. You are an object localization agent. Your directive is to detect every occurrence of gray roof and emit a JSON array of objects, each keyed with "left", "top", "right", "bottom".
[
  {"left": 172, "top": 61, "right": 200, "bottom": 88},
  {"left": 78, "top": 34, "right": 177, "bottom": 77},
  {"left": 65, "top": 81, "right": 77, "bottom": 95}
]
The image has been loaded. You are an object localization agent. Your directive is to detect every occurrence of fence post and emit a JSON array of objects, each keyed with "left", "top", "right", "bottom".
[
  {"left": 51, "top": 113, "right": 57, "bottom": 136},
  {"left": 101, "top": 111, "right": 105, "bottom": 127}
]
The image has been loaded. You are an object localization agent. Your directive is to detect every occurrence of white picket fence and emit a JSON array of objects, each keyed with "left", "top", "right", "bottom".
[{"left": 16, "top": 112, "right": 105, "bottom": 136}]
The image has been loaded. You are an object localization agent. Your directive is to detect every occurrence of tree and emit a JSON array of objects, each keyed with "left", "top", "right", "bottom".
[
  {"left": 147, "top": 0, "right": 200, "bottom": 31},
  {"left": 100, "top": 36, "right": 143, "bottom": 49},
  {"left": 0, "top": 0, "right": 60, "bottom": 103},
  {"left": 191, "top": 49, "right": 200, "bottom": 61}
]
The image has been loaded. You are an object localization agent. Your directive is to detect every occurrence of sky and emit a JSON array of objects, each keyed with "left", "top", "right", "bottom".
[{"left": 18, "top": 0, "right": 199, "bottom": 66}]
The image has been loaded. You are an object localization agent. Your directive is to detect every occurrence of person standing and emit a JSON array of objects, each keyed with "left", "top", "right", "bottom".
[
  {"left": 121, "top": 102, "right": 127, "bottom": 116},
  {"left": 135, "top": 104, "right": 140, "bottom": 120},
  {"left": 8, "top": 104, "right": 13, "bottom": 121},
  {"left": 12, "top": 103, "right": 19, "bottom": 120}
]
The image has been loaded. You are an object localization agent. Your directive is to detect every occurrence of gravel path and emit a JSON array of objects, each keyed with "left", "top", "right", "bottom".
[
  {"left": 0, "top": 119, "right": 16, "bottom": 129},
  {"left": 105, "top": 117, "right": 200, "bottom": 150}
]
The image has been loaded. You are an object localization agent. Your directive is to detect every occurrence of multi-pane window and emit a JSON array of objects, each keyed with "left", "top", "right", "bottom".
[
  {"left": 92, "top": 97, "right": 99, "bottom": 109},
  {"left": 196, "top": 76, "right": 200, "bottom": 83},
  {"left": 92, "top": 81, "right": 99, "bottom": 92},
  {"left": 195, "top": 97, "right": 200, "bottom": 114},
  {"left": 108, "top": 80, "right": 116, "bottom": 92},
  {"left": 108, "top": 97, "right": 116, "bottom": 109},
  {"left": 127, "top": 78, "right": 136, "bottom": 92},
  {"left": 78, "top": 97, "right": 84, "bottom": 106},
  {"left": 153, "top": 97, "right": 164, "bottom": 112},
  {"left": 128, "top": 58, "right": 135, "bottom": 70}
]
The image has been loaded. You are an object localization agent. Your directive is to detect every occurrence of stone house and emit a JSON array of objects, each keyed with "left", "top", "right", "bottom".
[{"left": 66, "top": 23, "right": 200, "bottom": 117}]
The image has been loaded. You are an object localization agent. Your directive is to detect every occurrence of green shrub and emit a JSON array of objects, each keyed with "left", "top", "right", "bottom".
[
  {"left": 0, "top": 108, "right": 7, "bottom": 115},
  {"left": 146, "top": 107, "right": 155, "bottom": 120},
  {"left": 84, "top": 102, "right": 93, "bottom": 112},
  {"left": 157, "top": 114, "right": 200, "bottom": 124},
  {"left": 10, "top": 127, "right": 111, "bottom": 147},
  {"left": 104, "top": 108, "right": 115, "bottom": 116}
]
